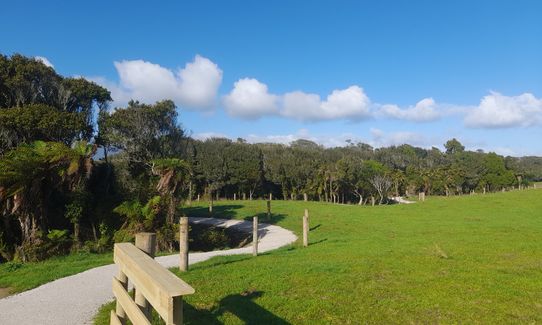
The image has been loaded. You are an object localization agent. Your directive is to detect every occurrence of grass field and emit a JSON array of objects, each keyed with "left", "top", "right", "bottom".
[
  {"left": 0, "top": 252, "right": 112, "bottom": 294},
  {"left": 94, "top": 189, "right": 542, "bottom": 324}
]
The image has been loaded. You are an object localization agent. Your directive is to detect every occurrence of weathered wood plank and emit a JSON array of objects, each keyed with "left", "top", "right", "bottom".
[
  {"left": 114, "top": 243, "right": 194, "bottom": 322},
  {"left": 110, "top": 310, "right": 123, "bottom": 325},
  {"left": 112, "top": 277, "right": 151, "bottom": 325}
]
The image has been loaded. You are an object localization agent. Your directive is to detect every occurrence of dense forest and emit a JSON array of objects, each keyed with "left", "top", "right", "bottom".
[{"left": 0, "top": 54, "right": 540, "bottom": 262}]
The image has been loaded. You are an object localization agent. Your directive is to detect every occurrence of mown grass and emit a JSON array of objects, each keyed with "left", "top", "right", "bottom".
[
  {"left": 95, "top": 189, "right": 542, "bottom": 324},
  {"left": 0, "top": 252, "right": 112, "bottom": 294}
]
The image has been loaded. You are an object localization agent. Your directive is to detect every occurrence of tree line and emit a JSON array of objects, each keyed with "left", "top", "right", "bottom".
[{"left": 0, "top": 54, "right": 539, "bottom": 262}]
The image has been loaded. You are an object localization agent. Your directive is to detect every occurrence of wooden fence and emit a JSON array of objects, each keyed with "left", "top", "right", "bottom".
[{"left": 110, "top": 242, "right": 195, "bottom": 325}]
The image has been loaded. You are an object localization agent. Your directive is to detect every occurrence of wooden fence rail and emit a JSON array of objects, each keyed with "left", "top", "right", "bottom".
[{"left": 111, "top": 242, "right": 195, "bottom": 325}]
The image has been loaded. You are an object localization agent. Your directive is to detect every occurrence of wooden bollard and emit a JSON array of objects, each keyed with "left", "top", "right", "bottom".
[
  {"left": 135, "top": 233, "right": 156, "bottom": 318},
  {"left": 209, "top": 199, "right": 213, "bottom": 213},
  {"left": 267, "top": 200, "right": 271, "bottom": 219},
  {"left": 303, "top": 209, "right": 309, "bottom": 247},
  {"left": 419, "top": 192, "right": 425, "bottom": 202},
  {"left": 371, "top": 196, "right": 375, "bottom": 206},
  {"left": 253, "top": 216, "right": 258, "bottom": 256},
  {"left": 179, "top": 217, "right": 189, "bottom": 272},
  {"left": 269, "top": 193, "right": 273, "bottom": 200},
  {"left": 233, "top": 193, "right": 236, "bottom": 201},
  {"left": 197, "top": 194, "right": 200, "bottom": 202}
]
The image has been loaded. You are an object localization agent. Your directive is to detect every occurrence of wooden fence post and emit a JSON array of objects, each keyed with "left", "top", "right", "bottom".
[
  {"left": 303, "top": 209, "right": 309, "bottom": 247},
  {"left": 179, "top": 217, "right": 189, "bottom": 272},
  {"left": 135, "top": 233, "right": 156, "bottom": 318},
  {"left": 267, "top": 200, "right": 271, "bottom": 219},
  {"left": 419, "top": 192, "right": 425, "bottom": 202},
  {"left": 233, "top": 193, "right": 236, "bottom": 201},
  {"left": 253, "top": 216, "right": 258, "bottom": 256},
  {"left": 115, "top": 270, "right": 128, "bottom": 324},
  {"left": 209, "top": 198, "right": 213, "bottom": 213}
]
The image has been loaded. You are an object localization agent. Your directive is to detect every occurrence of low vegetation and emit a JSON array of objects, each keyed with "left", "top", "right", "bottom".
[
  {"left": 1, "top": 53, "right": 541, "bottom": 264},
  {"left": 93, "top": 189, "right": 542, "bottom": 324}
]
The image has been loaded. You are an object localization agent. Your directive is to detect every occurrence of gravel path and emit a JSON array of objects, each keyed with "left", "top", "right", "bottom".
[{"left": 0, "top": 217, "right": 297, "bottom": 325}]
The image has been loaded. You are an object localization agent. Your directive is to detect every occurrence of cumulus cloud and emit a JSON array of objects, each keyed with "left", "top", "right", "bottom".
[
  {"left": 464, "top": 92, "right": 542, "bottom": 128},
  {"left": 93, "top": 55, "right": 222, "bottom": 110},
  {"left": 370, "top": 128, "right": 430, "bottom": 148},
  {"left": 192, "top": 131, "right": 229, "bottom": 140},
  {"left": 378, "top": 98, "right": 440, "bottom": 122},
  {"left": 223, "top": 78, "right": 279, "bottom": 118},
  {"left": 282, "top": 85, "right": 371, "bottom": 121},
  {"left": 35, "top": 56, "right": 54, "bottom": 68}
]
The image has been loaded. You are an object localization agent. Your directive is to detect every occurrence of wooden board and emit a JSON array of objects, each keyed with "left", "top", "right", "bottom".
[
  {"left": 112, "top": 277, "right": 151, "bottom": 325},
  {"left": 114, "top": 243, "right": 195, "bottom": 322}
]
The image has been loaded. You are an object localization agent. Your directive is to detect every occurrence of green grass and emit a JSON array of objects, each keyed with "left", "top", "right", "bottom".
[
  {"left": 95, "top": 189, "right": 542, "bottom": 324},
  {"left": 0, "top": 252, "right": 112, "bottom": 294}
]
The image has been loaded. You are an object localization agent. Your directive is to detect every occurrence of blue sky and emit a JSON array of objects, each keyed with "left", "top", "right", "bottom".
[{"left": 2, "top": 0, "right": 541, "bottom": 155}]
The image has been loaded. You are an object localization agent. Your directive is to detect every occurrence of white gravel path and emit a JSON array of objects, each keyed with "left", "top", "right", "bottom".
[
  {"left": 0, "top": 217, "right": 297, "bottom": 325},
  {"left": 390, "top": 196, "right": 416, "bottom": 204}
]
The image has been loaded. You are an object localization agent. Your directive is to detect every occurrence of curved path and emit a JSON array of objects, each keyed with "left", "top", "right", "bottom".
[{"left": 0, "top": 217, "right": 297, "bottom": 325}]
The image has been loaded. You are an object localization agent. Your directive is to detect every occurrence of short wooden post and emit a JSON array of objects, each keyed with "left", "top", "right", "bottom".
[
  {"left": 233, "top": 193, "right": 236, "bottom": 201},
  {"left": 172, "top": 296, "right": 183, "bottom": 325},
  {"left": 197, "top": 194, "right": 200, "bottom": 202},
  {"left": 419, "top": 192, "right": 425, "bottom": 202},
  {"left": 209, "top": 198, "right": 213, "bottom": 213},
  {"left": 269, "top": 192, "right": 273, "bottom": 200},
  {"left": 179, "top": 217, "right": 189, "bottom": 272},
  {"left": 303, "top": 193, "right": 308, "bottom": 201},
  {"left": 371, "top": 196, "right": 375, "bottom": 206},
  {"left": 243, "top": 193, "right": 246, "bottom": 200},
  {"left": 135, "top": 233, "right": 156, "bottom": 318},
  {"left": 303, "top": 209, "right": 309, "bottom": 247},
  {"left": 253, "top": 216, "right": 258, "bottom": 256},
  {"left": 266, "top": 200, "right": 271, "bottom": 219}
]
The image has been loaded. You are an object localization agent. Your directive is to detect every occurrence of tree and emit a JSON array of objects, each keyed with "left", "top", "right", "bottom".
[
  {"left": 0, "top": 141, "right": 87, "bottom": 260},
  {"left": 445, "top": 138, "right": 465, "bottom": 155},
  {"left": 152, "top": 158, "right": 190, "bottom": 224}
]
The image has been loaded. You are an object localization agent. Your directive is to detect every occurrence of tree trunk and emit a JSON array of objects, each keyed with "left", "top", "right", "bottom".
[
  {"left": 303, "top": 193, "right": 308, "bottom": 201},
  {"left": 73, "top": 222, "right": 80, "bottom": 248}
]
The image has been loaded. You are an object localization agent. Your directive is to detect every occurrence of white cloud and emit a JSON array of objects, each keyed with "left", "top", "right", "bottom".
[
  {"left": 223, "top": 78, "right": 279, "bottom": 118},
  {"left": 192, "top": 131, "right": 228, "bottom": 140},
  {"left": 281, "top": 85, "right": 371, "bottom": 121},
  {"left": 35, "top": 56, "right": 54, "bottom": 68},
  {"left": 378, "top": 98, "right": 440, "bottom": 122},
  {"left": 370, "top": 128, "right": 430, "bottom": 148},
  {"left": 465, "top": 92, "right": 542, "bottom": 128},
  {"left": 93, "top": 55, "right": 222, "bottom": 110}
]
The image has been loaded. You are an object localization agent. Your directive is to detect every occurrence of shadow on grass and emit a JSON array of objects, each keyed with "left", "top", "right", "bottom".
[
  {"left": 185, "top": 291, "right": 291, "bottom": 325},
  {"left": 188, "top": 255, "right": 253, "bottom": 271},
  {"left": 183, "top": 204, "right": 244, "bottom": 219},
  {"left": 183, "top": 204, "right": 287, "bottom": 225},
  {"left": 309, "top": 238, "right": 328, "bottom": 246},
  {"left": 309, "top": 224, "right": 322, "bottom": 231},
  {"left": 242, "top": 213, "right": 287, "bottom": 225}
]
